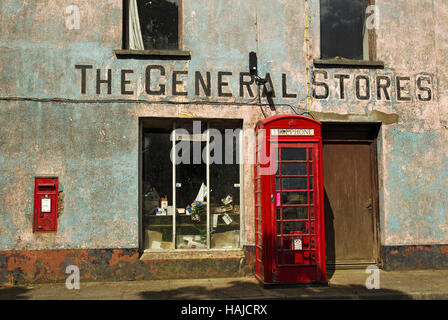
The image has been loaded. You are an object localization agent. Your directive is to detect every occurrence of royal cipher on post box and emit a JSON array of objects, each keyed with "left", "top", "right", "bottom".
[
  {"left": 33, "top": 177, "right": 58, "bottom": 233},
  {"left": 254, "top": 115, "right": 326, "bottom": 284}
]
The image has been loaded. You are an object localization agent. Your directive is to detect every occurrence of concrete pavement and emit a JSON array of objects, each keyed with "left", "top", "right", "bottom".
[{"left": 1, "top": 269, "right": 448, "bottom": 300}]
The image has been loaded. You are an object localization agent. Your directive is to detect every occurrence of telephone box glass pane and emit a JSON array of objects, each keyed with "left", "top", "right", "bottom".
[
  {"left": 281, "top": 148, "right": 306, "bottom": 160},
  {"left": 282, "top": 206, "right": 308, "bottom": 220},
  {"left": 142, "top": 130, "right": 174, "bottom": 250},
  {"left": 282, "top": 221, "right": 307, "bottom": 234},
  {"left": 281, "top": 163, "right": 307, "bottom": 175},
  {"left": 281, "top": 177, "right": 307, "bottom": 190},
  {"left": 282, "top": 192, "right": 307, "bottom": 204}
]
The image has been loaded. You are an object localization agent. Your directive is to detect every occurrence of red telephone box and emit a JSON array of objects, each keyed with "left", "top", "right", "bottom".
[{"left": 254, "top": 115, "right": 326, "bottom": 284}]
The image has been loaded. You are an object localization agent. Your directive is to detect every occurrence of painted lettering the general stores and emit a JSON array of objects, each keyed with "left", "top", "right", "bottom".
[
  {"left": 312, "top": 70, "right": 433, "bottom": 102},
  {"left": 75, "top": 65, "right": 434, "bottom": 102},
  {"left": 75, "top": 64, "right": 289, "bottom": 98}
]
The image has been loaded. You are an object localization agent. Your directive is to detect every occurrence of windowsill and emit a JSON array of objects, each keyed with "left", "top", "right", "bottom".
[
  {"left": 140, "top": 249, "right": 245, "bottom": 261},
  {"left": 114, "top": 49, "right": 191, "bottom": 60},
  {"left": 313, "top": 58, "right": 384, "bottom": 69}
]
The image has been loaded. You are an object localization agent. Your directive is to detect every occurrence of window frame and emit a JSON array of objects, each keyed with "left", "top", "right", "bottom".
[
  {"left": 140, "top": 118, "right": 244, "bottom": 252},
  {"left": 115, "top": 0, "right": 191, "bottom": 59},
  {"left": 314, "top": 0, "right": 384, "bottom": 68}
]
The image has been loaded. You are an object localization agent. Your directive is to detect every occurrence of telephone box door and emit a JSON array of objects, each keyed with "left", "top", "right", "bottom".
[{"left": 271, "top": 142, "right": 325, "bottom": 283}]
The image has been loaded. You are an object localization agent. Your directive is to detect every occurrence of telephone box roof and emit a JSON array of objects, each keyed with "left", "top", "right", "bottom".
[{"left": 256, "top": 114, "right": 321, "bottom": 128}]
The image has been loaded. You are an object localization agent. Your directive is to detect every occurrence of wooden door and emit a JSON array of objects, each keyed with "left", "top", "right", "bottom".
[{"left": 323, "top": 139, "right": 378, "bottom": 267}]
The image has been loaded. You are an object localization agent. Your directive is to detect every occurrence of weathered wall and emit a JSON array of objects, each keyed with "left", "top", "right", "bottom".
[
  {"left": 0, "top": 248, "right": 255, "bottom": 284},
  {"left": 0, "top": 0, "right": 138, "bottom": 250},
  {"left": 376, "top": 0, "right": 447, "bottom": 247},
  {"left": 309, "top": 0, "right": 448, "bottom": 248},
  {"left": 0, "top": 0, "right": 447, "bottom": 260}
]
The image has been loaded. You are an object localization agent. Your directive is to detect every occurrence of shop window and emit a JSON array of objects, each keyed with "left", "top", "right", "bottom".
[
  {"left": 124, "top": 0, "right": 180, "bottom": 51},
  {"left": 320, "top": 0, "right": 370, "bottom": 60},
  {"left": 142, "top": 119, "right": 242, "bottom": 251}
]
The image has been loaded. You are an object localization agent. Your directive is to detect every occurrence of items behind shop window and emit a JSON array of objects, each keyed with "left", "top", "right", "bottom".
[
  {"left": 143, "top": 185, "right": 159, "bottom": 215},
  {"left": 211, "top": 229, "right": 240, "bottom": 249},
  {"left": 145, "top": 182, "right": 240, "bottom": 249},
  {"left": 161, "top": 196, "right": 168, "bottom": 209},
  {"left": 145, "top": 230, "right": 173, "bottom": 250},
  {"left": 186, "top": 200, "right": 207, "bottom": 246},
  {"left": 156, "top": 195, "right": 170, "bottom": 215},
  {"left": 209, "top": 195, "right": 240, "bottom": 248},
  {"left": 195, "top": 182, "right": 207, "bottom": 202},
  {"left": 212, "top": 195, "right": 238, "bottom": 226},
  {"left": 177, "top": 234, "right": 208, "bottom": 249}
]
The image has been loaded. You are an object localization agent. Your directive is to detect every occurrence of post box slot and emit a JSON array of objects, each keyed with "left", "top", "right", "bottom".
[{"left": 38, "top": 184, "right": 56, "bottom": 191}]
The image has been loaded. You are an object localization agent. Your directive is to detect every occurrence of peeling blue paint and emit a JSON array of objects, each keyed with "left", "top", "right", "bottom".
[
  {"left": 0, "top": 0, "right": 446, "bottom": 256},
  {"left": 386, "top": 128, "right": 448, "bottom": 241}
]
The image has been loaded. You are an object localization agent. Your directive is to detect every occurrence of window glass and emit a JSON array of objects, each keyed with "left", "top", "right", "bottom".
[
  {"left": 142, "top": 119, "right": 242, "bottom": 251},
  {"left": 175, "top": 122, "right": 207, "bottom": 249},
  {"left": 210, "top": 128, "right": 240, "bottom": 249},
  {"left": 137, "top": 0, "right": 179, "bottom": 50},
  {"left": 320, "top": 0, "right": 367, "bottom": 60},
  {"left": 142, "top": 130, "right": 174, "bottom": 250}
]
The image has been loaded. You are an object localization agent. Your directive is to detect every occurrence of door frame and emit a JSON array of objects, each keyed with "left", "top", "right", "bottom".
[{"left": 321, "top": 122, "right": 382, "bottom": 269}]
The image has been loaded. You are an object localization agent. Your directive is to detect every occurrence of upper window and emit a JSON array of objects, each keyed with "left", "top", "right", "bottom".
[
  {"left": 125, "top": 0, "right": 180, "bottom": 51},
  {"left": 320, "top": 0, "right": 369, "bottom": 60}
]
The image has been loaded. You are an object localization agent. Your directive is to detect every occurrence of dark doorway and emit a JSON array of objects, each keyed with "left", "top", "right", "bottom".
[{"left": 322, "top": 123, "right": 381, "bottom": 272}]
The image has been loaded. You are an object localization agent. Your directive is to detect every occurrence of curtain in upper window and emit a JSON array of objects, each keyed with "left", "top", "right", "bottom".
[
  {"left": 129, "top": 0, "right": 144, "bottom": 50},
  {"left": 128, "top": 0, "right": 179, "bottom": 51}
]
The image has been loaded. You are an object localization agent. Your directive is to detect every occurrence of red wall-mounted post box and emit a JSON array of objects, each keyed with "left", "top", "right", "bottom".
[
  {"left": 254, "top": 115, "right": 326, "bottom": 285},
  {"left": 33, "top": 177, "right": 58, "bottom": 233}
]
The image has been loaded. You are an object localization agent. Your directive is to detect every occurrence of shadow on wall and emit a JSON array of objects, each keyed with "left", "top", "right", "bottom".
[{"left": 137, "top": 280, "right": 412, "bottom": 300}]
